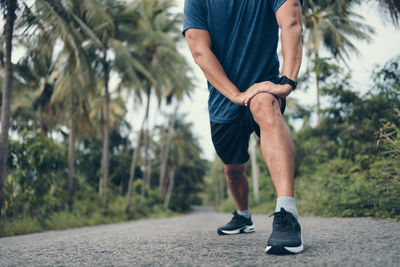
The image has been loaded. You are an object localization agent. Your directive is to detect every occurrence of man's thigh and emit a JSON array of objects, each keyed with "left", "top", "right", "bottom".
[{"left": 210, "top": 109, "right": 255, "bottom": 164}]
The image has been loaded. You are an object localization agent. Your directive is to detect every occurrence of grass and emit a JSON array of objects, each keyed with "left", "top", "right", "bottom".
[{"left": 0, "top": 204, "right": 179, "bottom": 238}]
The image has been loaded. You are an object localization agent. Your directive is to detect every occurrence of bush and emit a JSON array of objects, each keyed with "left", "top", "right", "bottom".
[{"left": 3, "top": 131, "right": 66, "bottom": 219}]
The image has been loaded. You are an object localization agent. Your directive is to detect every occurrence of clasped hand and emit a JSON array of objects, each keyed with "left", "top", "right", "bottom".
[{"left": 233, "top": 81, "right": 293, "bottom": 106}]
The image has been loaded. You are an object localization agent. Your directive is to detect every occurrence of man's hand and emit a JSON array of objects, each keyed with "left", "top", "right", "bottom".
[{"left": 232, "top": 81, "right": 293, "bottom": 106}]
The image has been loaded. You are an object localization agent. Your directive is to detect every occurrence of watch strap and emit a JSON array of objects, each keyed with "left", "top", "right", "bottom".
[{"left": 279, "top": 76, "right": 297, "bottom": 90}]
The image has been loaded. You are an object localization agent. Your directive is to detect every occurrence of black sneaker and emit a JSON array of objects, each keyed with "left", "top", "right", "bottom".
[
  {"left": 265, "top": 208, "right": 303, "bottom": 254},
  {"left": 217, "top": 211, "right": 255, "bottom": 235}
]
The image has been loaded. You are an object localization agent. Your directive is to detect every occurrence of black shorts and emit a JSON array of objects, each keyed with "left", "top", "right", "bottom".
[{"left": 210, "top": 98, "right": 286, "bottom": 165}]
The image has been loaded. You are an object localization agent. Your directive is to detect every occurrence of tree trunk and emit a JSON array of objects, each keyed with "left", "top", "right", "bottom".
[
  {"left": 98, "top": 105, "right": 104, "bottom": 195},
  {"left": 163, "top": 166, "right": 176, "bottom": 208},
  {"left": 141, "top": 130, "right": 150, "bottom": 201},
  {"left": 158, "top": 126, "right": 168, "bottom": 189},
  {"left": 119, "top": 138, "right": 129, "bottom": 195},
  {"left": 144, "top": 131, "right": 152, "bottom": 192},
  {"left": 0, "top": 0, "right": 17, "bottom": 219},
  {"left": 250, "top": 134, "right": 260, "bottom": 202},
  {"left": 144, "top": 103, "right": 161, "bottom": 190},
  {"left": 101, "top": 51, "right": 110, "bottom": 216},
  {"left": 315, "top": 53, "right": 321, "bottom": 125},
  {"left": 125, "top": 127, "right": 144, "bottom": 214},
  {"left": 159, "top": 107, "right": 178, "bottom": 193},
  {"left": 140, "top": 88, "right": 151, "bottom": 201},
  {"left": 67, "top": 119, "right": 76, "bottom": 211},
  {"left": 316, "top": 75, "right": 321, "bottom": 125}
]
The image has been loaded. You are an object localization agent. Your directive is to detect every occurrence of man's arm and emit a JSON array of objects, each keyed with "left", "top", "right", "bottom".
[
  {"left": 277, "top": 0, "right": 303, "bottom": 85},
  {"left": 185, "top": 29, "right": 248, "bottom": 106},
  {"left": 244, "top": 0, "right": 303, "bottom": 105},
  {"left": 185, "top": 29, "right": 240, "bottom": 105},
  {"left": 185, "top": 29, "right": 280, "bottom": 106}
]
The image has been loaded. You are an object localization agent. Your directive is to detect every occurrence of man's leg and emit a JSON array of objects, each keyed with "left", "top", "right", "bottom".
[
  {"left": 249, "top": 92, "right": 303, "bottom": 254},
  {"left": 217, "top": 163, "right": 254, "bottom": 235},
  {"left": 249, "top": 93, "right": 295, "bottom": 199},
  {"left": 224, "top": 164, "right": 249, "bottom": 211}
]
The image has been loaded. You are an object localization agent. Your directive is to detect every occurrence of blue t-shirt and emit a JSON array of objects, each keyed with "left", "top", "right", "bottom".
[{"left": 183, "top": 0, "right": 287, "bottom": 123}]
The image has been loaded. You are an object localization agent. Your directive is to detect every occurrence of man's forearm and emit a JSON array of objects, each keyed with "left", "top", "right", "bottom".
[
  {"left": 263, "top": 24, "right": 303, "bottom": 98},
  {"left": 281, "top": 24, "right": 303, "bottom": 81},
  {"left": 194, "top": 49, "right": 241, "bottom": 102}
]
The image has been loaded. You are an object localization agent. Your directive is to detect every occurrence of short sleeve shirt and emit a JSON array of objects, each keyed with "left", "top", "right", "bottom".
[{"left": 183, "top": 0, "right": 288, "bottom": 123}]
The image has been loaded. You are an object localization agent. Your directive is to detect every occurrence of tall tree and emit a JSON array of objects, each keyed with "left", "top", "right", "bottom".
[
  {"left": 159, "top": 107, "right": 178, "bottom": 193},
  {"left": 0, "top": 0, "right": 17, "bottom": 218},
  {"left": 76, "top": 0, "right": 116, "bottom": 215},
  {"left": 22, "top": 0, "right": 100, "bottom": 209},
  {"left": 161, "top": 115, "right": 206, "bottom": 210},
  {"left": 303, "top": 0, "right": 374, "bottom": 123},
  {"left": 129, "top": 0, "right": 193, "bottom": 199}
]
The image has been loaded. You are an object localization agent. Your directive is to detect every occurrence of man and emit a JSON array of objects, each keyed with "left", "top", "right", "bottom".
[{"left": 183, "top": 0, "right": 303, "bottom": 254}]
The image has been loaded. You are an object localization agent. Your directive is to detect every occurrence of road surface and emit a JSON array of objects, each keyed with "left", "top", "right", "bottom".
[{"left": 1, "top": 207, "right": 399, "bottom": 266}]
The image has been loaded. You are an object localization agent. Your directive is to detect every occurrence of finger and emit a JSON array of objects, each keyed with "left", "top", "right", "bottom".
[
  {"left": 245, "top": 96, "right": 253, "bottom": 106},
  {"left": 247, "top": 92, "right": 259, "bottom": 104}
]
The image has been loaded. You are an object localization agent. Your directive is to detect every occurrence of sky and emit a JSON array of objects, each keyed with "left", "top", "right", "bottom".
[{"left": 3, "top": 0, "right": 400, "bottom": 161}]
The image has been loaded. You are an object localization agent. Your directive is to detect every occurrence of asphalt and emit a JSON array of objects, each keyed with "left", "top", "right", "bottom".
[{"left": 0, "top": 206, "right": 399, "bottom": 266}]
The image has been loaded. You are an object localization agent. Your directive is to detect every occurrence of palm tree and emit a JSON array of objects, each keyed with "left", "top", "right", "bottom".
[
  {"left": 11, "top": 34, "right": 59, "bottom": 135},
  {"left": 379, "top": 0, "right": 400, "bottom": 25},
  {"left": 303, "top": 0, "right": 374, "bottom": 123},
  {"left": 162, "top": 114, "right": 206, "bottom": 209},
  {"left": 72, "top": 0, "right": 148, "bottom": 214},
  {"left": 19, "top": 0, "right": 101, "bottom": 210},
  {"left": 158, "top": 60, "right": 194, "bottom": 195},
  {"left": 0, "top": 0, "right": 17, "bottom": 218},
  {"left": 121, "top": 0, "right": 193, "bottom": 206},
  {"left": 71, "top": 0, "right": 116, "bottom": 215}
]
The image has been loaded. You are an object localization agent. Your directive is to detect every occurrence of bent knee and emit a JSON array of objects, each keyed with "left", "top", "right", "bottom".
[{"left": 249, "top": 93, "right": 281, "bottom": 127}]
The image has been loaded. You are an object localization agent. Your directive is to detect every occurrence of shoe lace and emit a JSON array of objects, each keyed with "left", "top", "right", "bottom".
[
  {"left": 269, "top": 208, "right": 296, "bottom": 231},
  {"left": 229, "top": 211, "right": 242, "bottom": 224}
]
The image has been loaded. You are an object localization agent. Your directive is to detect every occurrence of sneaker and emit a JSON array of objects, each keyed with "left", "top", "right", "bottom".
[
  {"left": 265, "top": 208, "right": 303, "bottom": 254},
  {"left": 217, "top": 211, "right": 255, "bottom": 235}
]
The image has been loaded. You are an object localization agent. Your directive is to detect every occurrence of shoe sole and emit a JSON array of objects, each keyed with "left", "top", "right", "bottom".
[
  {"left": 265, "top": 243, "right": 304, "bottom": 254},
  {"left": 265, "top": 235, "right": 303, "bottom": 254},
  {"left": 217, "top": 224, "right": 255, "bottom": 235}
]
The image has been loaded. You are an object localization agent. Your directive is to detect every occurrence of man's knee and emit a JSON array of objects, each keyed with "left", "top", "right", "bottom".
[
  {"left": 224, "top": 164, "right": 246, "bottom": 182},
  {"left": 249, "top": 92, "right": 281, "bottom": 128}
]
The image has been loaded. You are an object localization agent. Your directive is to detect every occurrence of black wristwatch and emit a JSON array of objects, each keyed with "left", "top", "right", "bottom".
[{"left": 279, "top": 76, "right": 297, "bottom": 90}]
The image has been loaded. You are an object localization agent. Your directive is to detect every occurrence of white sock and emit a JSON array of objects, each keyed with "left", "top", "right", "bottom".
[
  {"left": 237, "top": 208, "right": 251, "bottom": 219},
  {"left": 275, "top": 196, "right": 299, "bottom": 219}
]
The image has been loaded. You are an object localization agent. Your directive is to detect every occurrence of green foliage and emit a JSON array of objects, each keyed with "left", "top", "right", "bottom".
[
  {"left": 296, "top": 156, "right": 400, "bottom": 218},
  {"left": 293, "top": 56, "right": 400, "bottom": 219},
  {"left": 0, "top": 116, "right": 204, "bottom": 236},
  {"left": 4, "top": 131, "right": 66, "bottom": 218}
]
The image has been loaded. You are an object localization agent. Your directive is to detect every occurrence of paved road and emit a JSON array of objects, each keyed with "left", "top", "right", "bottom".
[{"left": 0, "top": 207, "right": 399, "bottom": 266}]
